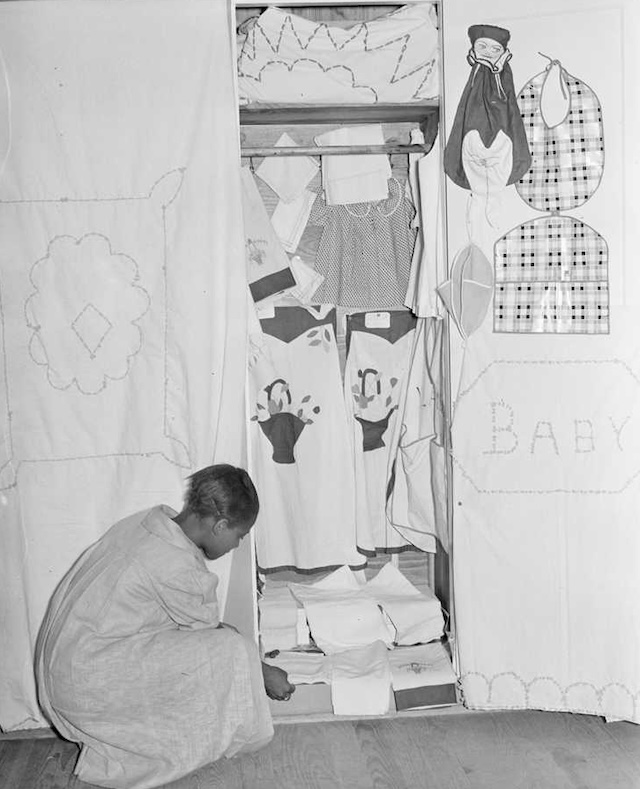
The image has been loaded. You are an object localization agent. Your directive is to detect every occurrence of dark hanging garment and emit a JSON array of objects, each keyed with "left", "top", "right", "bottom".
[{"left": 444, "top": 24, "right": 531, "bottom": 190}]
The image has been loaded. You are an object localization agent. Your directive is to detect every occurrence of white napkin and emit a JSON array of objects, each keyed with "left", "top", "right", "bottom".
[
  {"left": 364, "top": 563, "right": 445, "bottom": 646},
  {"left": 256, "top": 132, "right": 319, "bottom": 203},
  {"left": 388, "top": 642, "right": 456, "bottom": 690},
  {"left": 315, "top": 125, "right": 391, "bottom": 206},
  {"left": 288, "top": 255, "right": 324, "bottom": 304},
  {"left": 330, "top": 640, "right": 392, "bottom": 715},
  {"left": 289, "top": 567, "right": 395, "bottom": 655},
  {"left": 270, "top": 188, "right": 316, "bottom": 253}
]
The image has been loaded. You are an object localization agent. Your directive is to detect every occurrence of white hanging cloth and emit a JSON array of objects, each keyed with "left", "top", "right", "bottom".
[
  {"left": 248, "top": 305, "right": 362, "bottom": 571},
  {"left": 0, "top": 0, "right": 252, "bottom": 732},
  {"left": 344, "top": 311, "right": 418, "bottom": 553},
  {"left": 405, "top": 130, "right": 447, "bottom": 318}
]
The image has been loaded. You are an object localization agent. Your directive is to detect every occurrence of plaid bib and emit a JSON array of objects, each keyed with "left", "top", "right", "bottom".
[{"left": 516, "top": 64, "right": 604, "bottom": 212}]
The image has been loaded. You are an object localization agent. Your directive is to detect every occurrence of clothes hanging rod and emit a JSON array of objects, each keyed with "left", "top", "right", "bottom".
[{"left": 240, "top": 143, "right": 430, "bottom": 157}]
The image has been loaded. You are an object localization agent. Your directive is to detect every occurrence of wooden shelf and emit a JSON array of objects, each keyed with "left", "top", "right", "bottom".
[
  {"left": 239, "top": 101, "right": 440, "bottom": 156},
  {"left": 239, "top": 101, "right": 438, "bottom": 127}
]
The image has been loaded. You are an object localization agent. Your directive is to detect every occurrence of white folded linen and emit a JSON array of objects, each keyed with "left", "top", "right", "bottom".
[
  {"left": 364, "top": 563, "right": 445, "bottom": 646},
  {"left": 270, "top": 189, "right": 316, "bottom": 253},
  {"left": 256, "top": 132, "right": 319, "bottom": 203},
  {"left": 288, "top": 255, "right": 325, "bottom": 304},
  {"left": 265, "top": 651, "right": 330, "bottom": 686},
  {"left": 315, "top": 125, "right": 391, "bottom": 206},
  {"left": 330, "top": 640, "right": 392, "bottom": 716},
  {"left": 388, "top": 642, "right": 456, "bottom": 690},
  {"left": 259, "top": 586, "right": 299, "bottom": 653},
  {"left": 289, "top": 567, "right": 395, "bottom": 655}
]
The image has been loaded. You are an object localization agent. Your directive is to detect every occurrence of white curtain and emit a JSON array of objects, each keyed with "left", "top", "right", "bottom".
[
  {"left": 444, "top": 0, "right": 640, "bottom": 724},
  {"left": 0, "top": 0, "right": 248, "bottom": 730}
]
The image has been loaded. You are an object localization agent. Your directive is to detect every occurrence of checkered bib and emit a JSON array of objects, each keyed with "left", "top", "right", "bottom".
[
  {"left": 516, "top": 64, "right": 604, "bottom": 212},
  {"left": 494, "top": 216, "right": 609, "bottom": 334}
]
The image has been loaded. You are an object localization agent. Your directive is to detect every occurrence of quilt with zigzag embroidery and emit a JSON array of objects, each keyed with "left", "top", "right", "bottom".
[{"left": 236, "top": 5, "right": 440, "bottom": 105}]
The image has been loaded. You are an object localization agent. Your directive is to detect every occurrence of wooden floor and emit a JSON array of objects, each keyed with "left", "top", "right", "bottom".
[{"left": 1, "top": 711, "right": 639, "bottom": 789}]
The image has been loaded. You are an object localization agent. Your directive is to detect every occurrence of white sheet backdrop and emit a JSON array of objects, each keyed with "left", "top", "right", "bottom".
[
  {"left": 0, "top": 1, "right": 249, "bottom": 730},
  {"left": 444, "top": 0, "right": 640, "bottom": 723}
]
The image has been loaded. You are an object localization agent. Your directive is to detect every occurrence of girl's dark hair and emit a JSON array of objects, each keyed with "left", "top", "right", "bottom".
[{"left": 185, "top": 464, "right": 259, "bottom": 527}]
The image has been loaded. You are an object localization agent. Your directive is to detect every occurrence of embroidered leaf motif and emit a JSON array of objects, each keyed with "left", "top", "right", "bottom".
[
  {"left": 297, "top": 409, "right": 303, "bottom": 417},
  {"left": 306, "top": 419, "right": 314, "bottom": 424},
  {"left": 250, "top": 415, "right": 259, "bottom": 421},
  {"left": 257, "top": 403, "right": 265, "bottom": 410},
  {"left": 390, "top": 377, "right": 398, "bottom": 387},
  {"left": 323, "top": 328, "right": 331, "bottom": 341},
  {"left": 386, "top": 396, "right": 392, "bottom": 407},
  {"left": 313, "top": 406, "right": 320, "bottom": 414},
  {"left": 309, "top": 340, "right": 321, "bottom": 346},
  {"left": 301, "top": 395, "right": 311, "bottom": 403},
  {"left": 308, "top": 330, "right": 318, "bottom": 337}
]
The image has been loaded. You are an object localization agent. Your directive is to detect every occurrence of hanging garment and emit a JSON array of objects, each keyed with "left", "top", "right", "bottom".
[
  {"left": 444, "top": 25, "right": 531, "bottom": 191},
  {"left": 345, "top": 311, "right": 417, "bottom": 553},
  {"left": 437, "top": 243, "right": 494, "bottom": 339},
  {"left": 309, "top": 179, "right": 417, "bottom": 309},
  {"left": 315, "top": 125, "right": 391, "bottom": 206},
  {"left": 515, "top": 60, "right": 604, "bottom": 212},
  {"left": 249, "top": 305, "right": 362, "bottom": 570},
  {"left": 385, "top": 318, "right": 448, "bottom": 552},
  {"left": 405, "top": 129, "right": 446, "bottom": 318},
  {"left": 35, "top": 506, "right": 273, "bottom": 789},
  {"left": 236, "top": 5, "right": 439, "bottom": 105},
  {"left": 240, "top": 167, "right": 296, "bottom": 302},
  {"left": 493, "top": 215, "right": 609, "bottom": 334}
]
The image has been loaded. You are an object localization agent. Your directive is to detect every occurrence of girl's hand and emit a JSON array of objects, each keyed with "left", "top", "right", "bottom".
[{"left": 261, "top": 661, "right": 296, "bottom": 701}]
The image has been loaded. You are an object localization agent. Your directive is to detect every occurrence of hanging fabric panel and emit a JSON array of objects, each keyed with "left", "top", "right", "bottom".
[
  {"left": 0, "top": 1, "right": 248, "bottom": 730},
  {"left": 444, "top": 0, "right": 640, "bottom": 725},
  {"left": 249, "top": 305, "right": 362, "bottom": 571}
]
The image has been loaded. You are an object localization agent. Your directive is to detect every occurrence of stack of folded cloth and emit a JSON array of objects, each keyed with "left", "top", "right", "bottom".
[{"left": 261, "top": 563, "right": 452, "bottom": 715}]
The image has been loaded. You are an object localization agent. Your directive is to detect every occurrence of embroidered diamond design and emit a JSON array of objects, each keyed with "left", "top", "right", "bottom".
[{"left": 71, "top": 303, "right": 113, "bottom": 359}]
